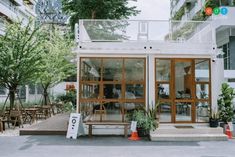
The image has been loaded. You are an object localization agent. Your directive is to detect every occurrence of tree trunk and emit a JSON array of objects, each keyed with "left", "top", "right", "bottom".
[
  {"left": 9, "top": 86, "right": 17, "bottom": 110},
  {"left": 91, "top": 10, "right": 96, "bottom": 19},
  {"left": 42, "top": 85, "right": 50, "bottom": 105}
]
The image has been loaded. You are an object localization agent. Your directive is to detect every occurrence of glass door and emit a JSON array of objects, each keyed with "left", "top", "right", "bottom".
[
  {"left": 174, "top": 59, "right": 194, "bottom": 123},
  {"left": 156, "top": 58, "right": 211, "bottom": 123}
]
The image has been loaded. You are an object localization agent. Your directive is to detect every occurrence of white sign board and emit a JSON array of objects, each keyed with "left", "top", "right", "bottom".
[
  {"left": 228, "top": 122, "right": 233, "bottom": 131},
  {"left": 130, "top": 121, "right": 137, "bottom": 132},
  {"left": 66, "top": 113, "right": 84, "bottom": 139}
]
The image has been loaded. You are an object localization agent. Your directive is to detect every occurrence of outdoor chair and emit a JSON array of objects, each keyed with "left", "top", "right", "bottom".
[
  {"left": 7, "top": 110, "right": 24, "bottom": 129},
  {"left": 0, "top": 109, "right": 9, "bottom": 131}
]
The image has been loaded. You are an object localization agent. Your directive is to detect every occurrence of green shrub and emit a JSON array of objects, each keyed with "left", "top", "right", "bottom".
[{"left": 218, "top": 83, "right": 235, "bottom": 123}]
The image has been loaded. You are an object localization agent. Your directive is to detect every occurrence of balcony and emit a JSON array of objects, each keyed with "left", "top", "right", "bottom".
[
  {"left": 77, "top": 20, "right": 214, "bottom": 55},
  {"left": 78, "top": 20, "right": 213, "bottom": 44}
]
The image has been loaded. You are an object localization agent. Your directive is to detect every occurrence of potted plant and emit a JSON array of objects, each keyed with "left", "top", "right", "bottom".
[
  {"left": 133, "top": 110, "right": 148, "bottom": 136},
  {"left": 128, "top": 103, "right": 159, "bottom": 137},
  {"left": 209, "top": 112, "right": 219, "bottom": 127},
  {"left": 218, "top": 83, "right": 235, "bottom": 128}
]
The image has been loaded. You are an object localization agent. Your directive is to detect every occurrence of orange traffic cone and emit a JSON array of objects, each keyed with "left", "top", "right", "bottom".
[
  {"left": 226, "top": 125, "right": 232, "bottom": 139},
  {"left": 128, "top": 131, "right": 140, "bottom": 141}
]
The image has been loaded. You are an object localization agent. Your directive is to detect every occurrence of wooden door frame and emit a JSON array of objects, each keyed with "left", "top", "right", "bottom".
[
  {"left": 173, "top": 59, "right": 194, "bottom": 123},
  {"left": 79, "top": 57, "right": 146, "bottom": 122},
  {"left": 155, "top": 58, "right": 211, "bottom": 123}
]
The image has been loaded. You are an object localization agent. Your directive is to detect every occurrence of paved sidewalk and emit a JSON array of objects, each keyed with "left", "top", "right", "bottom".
[
  {"left": 0, "top": 136, "right": 235, "bottom": 157},
  {"left": 19, "top": 114, "right": 69, "bottom": 135}
]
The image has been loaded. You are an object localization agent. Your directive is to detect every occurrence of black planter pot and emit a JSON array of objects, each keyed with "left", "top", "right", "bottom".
[
  {"left": 209, "top": 118, "right": 219, "bottom": 128},
  {"left": 137, "top": 127, "right": 149, "bottom": 137}
]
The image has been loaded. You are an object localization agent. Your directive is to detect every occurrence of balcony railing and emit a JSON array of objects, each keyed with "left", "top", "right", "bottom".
[
  {"left": 78, "top": 20, "right": 213, "bottom": 44},
  {"left": 172, "top": 0, "right": 186, "bottom": 15},
  {"left": 0, "top": 0, "right": 19, "bottom": 14},
  {"left": 188, "top": 3, "right": 201, "bottom": 20}
]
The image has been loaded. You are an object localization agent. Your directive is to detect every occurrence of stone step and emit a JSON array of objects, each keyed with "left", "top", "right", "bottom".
[
  {"left": 155, "top": 127, "right": 224, "bottom": 134},
  {"left": 150, "top": 134, "right": 228, "bottom": 141}
]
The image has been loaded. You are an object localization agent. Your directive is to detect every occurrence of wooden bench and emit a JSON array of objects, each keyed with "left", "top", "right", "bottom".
[{"left": 85, "top": 122, "right": 130, "bottom": 138}]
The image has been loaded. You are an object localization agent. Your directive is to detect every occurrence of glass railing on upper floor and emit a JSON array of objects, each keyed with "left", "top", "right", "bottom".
[{"left": 78, "top": 20, "right": 213, "bottom": 44}]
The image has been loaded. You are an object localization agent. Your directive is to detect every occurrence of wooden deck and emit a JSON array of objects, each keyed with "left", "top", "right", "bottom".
[{"left": 20, "top": 114, "right": 70, "bottom": 136}]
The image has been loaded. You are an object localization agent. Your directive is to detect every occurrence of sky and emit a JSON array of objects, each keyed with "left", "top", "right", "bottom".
[{"left": 129, "top": 0, "right": 170, "bottom": 20}]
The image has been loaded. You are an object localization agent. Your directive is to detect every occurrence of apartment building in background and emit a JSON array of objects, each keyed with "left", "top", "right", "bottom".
[
  {"left": 0, "top": 0, "right": 37, "bottom": 35},
  {"left": 170, "top": 0, "right": 235, "bottom": 88}
]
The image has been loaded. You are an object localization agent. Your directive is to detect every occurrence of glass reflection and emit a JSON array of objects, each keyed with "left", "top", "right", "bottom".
[
  {"left": 103, "top": 84, "right": 122, "bottom": 99},
  {"left": 157, "top": 84, "right": 170, "bottom": 99},
  {"left": 159, "top": 102, "right": 171, "bottom": 122},
  {"left": 156, "top": 59, "right": 171, "bottom": 81},
  {"left": 125, "top": 84, "right": 144, "bottom": 99},
  {"left": 103, "top": 59, "right": 122, "bottom": 81},
  {"left": 124, "top": 103, "right": 144, "bottom": 121},
  {"left": 175, "top": 61, "right": 192, "bottom": 99},
  {"left": 81, "top": 58, "right": 101, "bottom": 81},
  {"left": 175, "top": 102, "right": 191, "bottom": 121},
  {"left": 80, "top": 102, "right": 97, "bottom": 121},
  {"left": 125, "top": 59, "right": 144, "bottom": 81},
  {"left": 81, "top": 83, "right": 99, "bottom": 99},
  {"left": 196, "top": 102, "right": 209, "bottom": 122},
  {"left": 196, "top": 84, "right": 209, "bottom": 99},
  {"left": 195, "top": 59, "right": 209, "bottom": 82}
]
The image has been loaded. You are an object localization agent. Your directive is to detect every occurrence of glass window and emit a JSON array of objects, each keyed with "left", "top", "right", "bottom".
[
  {"left": 124, "top": 103, "right": 145, "bottom": 121},
  {"left": 157, "top": 84, "right": 170, "bottom": 99},
  {"left": 81, "top": 83, "right": 100, "bottom": 99},
  {"left": 81, "top": 58, "right": 101, "bottom": 81},
  {"left": 196, "top": 84, "right": 209, "bottom": 99},
  {"left": 79, "top": 57, "right": 146, "bottom": 122},
  {"left": 196, "top": 102, "right": 209, "bottom": 122},
  {"left": 175, "top": 61, "right": 192, "bottom": 99},
  {"left": 175, "top": 102, "right": 192, "bottom": 121},
  {"left": 101, "top": 101, "right": 122, "bottom": 121},
  {"left": 195, "top": 59, "right": 209, "bottom": 82},
  {"left": 125, "top": 84, "right": 144, "bottom": 99},
  {"left": 80, "top": 102, "right": 99, "bottom": 121},
  {"left": 18, "top": 86, "right": 26, "bottom": 99},
  {"left": 29, "top": 84, "right": 35, "bottom": 94},
  {"left": 156, "top": 59, "right": 171, "bottom": 81},
  {"left": 125, "top": 59, "right": 145, "bottom": 82},
  {"left": 37, "top": 84, "right": 43, "bottom": 94},
  {"left": 103, "top": 84, "right": 121, "bottom": 99},
  {"left": 103, "top": 59, "right": 122, "bottom": 81},
  {"left": 159, "top": 102, "right": 171, "bottom": 122}
]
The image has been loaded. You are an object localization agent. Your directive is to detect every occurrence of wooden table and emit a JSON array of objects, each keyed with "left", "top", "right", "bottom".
[{"left": 85, "top": 122, "right": 130, "bottom": 138}]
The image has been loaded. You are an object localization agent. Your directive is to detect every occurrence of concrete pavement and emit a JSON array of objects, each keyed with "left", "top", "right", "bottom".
[{"left": 0, "top": 136, "right": 235, "bottom": 157}]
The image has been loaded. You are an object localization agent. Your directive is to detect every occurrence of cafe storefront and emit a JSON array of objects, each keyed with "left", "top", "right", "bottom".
[{"left": 78, "top": 56, "right": 216, "bottom": 124}]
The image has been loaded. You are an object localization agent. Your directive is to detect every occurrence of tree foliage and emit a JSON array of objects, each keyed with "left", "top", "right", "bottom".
[
  {"left": 0, "top": 20, "right": 45, "bottom": 108},
  {"left": 38, "top": 29, "right": 75, "bottom": 105},
  {"left": 61, "top": 0, "right": 140, "bottom": 31}
]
